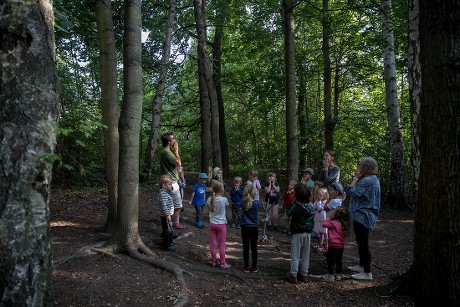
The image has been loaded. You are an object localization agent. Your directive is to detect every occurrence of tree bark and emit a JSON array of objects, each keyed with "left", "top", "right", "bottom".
[
  {"left": 0, "top": 1, "right": 59, "bottom": 304},
  {"left": 116, "top": 0, "right": 143, "bottom": 247},
  {"left": 414, "top": 0, "right": 460, "bottom": 304},
  {"left": 96, "top": 0, "right": 120, "bottom": 233},
  {"left": 382, "top": 0, "right": 410, "bottom": 209},
  {"left": 322, "top": 0, "right": 334, "bottom": 150},
  {"left": 408, "top": 0, "right": 421, "bottom": 209},
  {"left": 145, "top": 0, "right": 177, "bottom": 180},
  {"left": 194, "top": 0, "right": 222, "bottom": 168},
  {"left": 197, "top": 58, "right": 213, "bottom": 172},
  {"left": 282, "top": 0, "right": 299, "bottom": 181},
  {"left": 212, "top": 0, "right": 229, "bottom": 178},
  {"left": 298, "top": 73, "right": 308, "bottom": 170}
]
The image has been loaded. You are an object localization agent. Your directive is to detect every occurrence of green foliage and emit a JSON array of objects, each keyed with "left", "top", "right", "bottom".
[{"left": 52, "top": 0, "right": 412, "bottom": 194}]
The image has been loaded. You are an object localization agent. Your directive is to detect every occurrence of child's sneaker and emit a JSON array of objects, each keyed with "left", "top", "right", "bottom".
[
  {"left": 250, "top": 266, "right": 258, "bottom": 273},
  {"left": 297, "top": 273, "right": 308, "bottom": 283},
  {"left": 196, "top": 221, "right": 205, "bottom": 228},
  {"left": 322, "top": 274, "right": 335, "bottom": 282},
  {"left": 165, "top": 243, "right": 176, "bottom": 252},
  {"left": 173, "top": 223, "right": 186, "bottom": 229},
  {"left": 209, "top": 260, "right": 218, "bottom": 268},
  {"left": 220, "top": 262, "right": 231, "bottom": 270},
  {"left": 284, "top": 271, "right": 297, "bottom": 284},
  {"left": 242, "top": 266, "right": 250, "bottom": 273}
]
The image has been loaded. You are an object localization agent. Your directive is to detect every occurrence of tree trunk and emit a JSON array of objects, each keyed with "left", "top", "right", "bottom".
[
  {"left": 194, "top": 0, "right": 222, "bottom": 168},
  {"left": 414, "top": 0, "right": 460, "bottom": 304},
  {"left": 408, "top": 0, "right": 421, "bottom": 209},
  {"left": 145, "top": 0, "right": 176, "bottom": 180},
  {"left": 282, "top": 0, "right": 299, "bottom": 181},
  {"left": 382, "top": 0, "right": 410, "bottom": 209},
  {"left": 298, "top": 73, "right": 308, "bottom": 170},
  {"left": 116, "top": 0, "right": 143, "bottom": 248},
  {"left": 212, "top": 0, "right": 229, "bottom": 178},
  {"left": 0, "top": 1, "right": 59, "bottom": 304},
  {"left": 198, "top": 58, "right": 213, "bottom": 172},
  {"left": 322, "top": 0, "right": 333, "bottom": 150},
  {"left": 96, "top": 0, "right": 120, "bottom": 233}
]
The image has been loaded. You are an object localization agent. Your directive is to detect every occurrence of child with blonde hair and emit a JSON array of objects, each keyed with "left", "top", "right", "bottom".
[
  {"left": 246, "top": 169, "right": 262, "bottom": 205},
  {"left": 207, "top": 181, "right": 231, "bottom": 269},
  {"left": 158, "top": 175, "right": 176, "bottom": 252},
  {"left": 238, "top": 185, "right": 260, "bottom": 272},
  {"left": 322, "top": 206, "right": 350, "bottom": 282},
  {"left": 313, "top": 188, "right": 329, "bottom": 252},
  {"left": 264, "top": 172, "right": 281, "bottom": 231}
]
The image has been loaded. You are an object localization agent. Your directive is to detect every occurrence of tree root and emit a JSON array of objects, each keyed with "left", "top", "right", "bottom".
[{"left": 125, "top": 240, "right": 190, "bottom": 307}]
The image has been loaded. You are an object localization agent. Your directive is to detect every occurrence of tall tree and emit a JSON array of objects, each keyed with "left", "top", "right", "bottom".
[
  {"left": 96, "top": 0, "right": 120, "bottom": 233},
  {"left": 194, "top": 0, "right": 222, "bottom": 169},
  {"left": 212, "top": 0, "right": 230, "bottom": 178},
  {"left": 382, "top": 0, "right": 410, "bottom": 209},
  {"left": 413, "top": 0, "right": 460, "bottom": 304},
  {"left": 282, "top": 0, "right": 299, "bottom": 181},
  {"left": 408, "top": 0, "right": 421, "bottom": 207},
  {"left": 115, "top": 0, "right": 144, "bottom": 250},
  {"left": 145, "top": 0, "right": 177, "bottom": 180},
  {"left": 0, "top": 0, "right": 59, "bottom": 304},
  {"left": 322, "top": 0, "right": 334, "bottom": 150}
]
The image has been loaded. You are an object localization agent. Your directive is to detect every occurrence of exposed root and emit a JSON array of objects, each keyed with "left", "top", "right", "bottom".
[
  {"left": 54, "top": 243, "right": 110, "bottom": 267},
  {"left": 126, "top": 242, "right": 190, "bottom": 307}
]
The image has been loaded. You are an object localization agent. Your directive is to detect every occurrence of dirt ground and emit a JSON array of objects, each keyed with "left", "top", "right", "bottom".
[{"left": 50, "top": 178, "right": 415, "bottom": 306}]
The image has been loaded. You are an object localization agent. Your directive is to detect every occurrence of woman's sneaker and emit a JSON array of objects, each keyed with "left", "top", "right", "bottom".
[
  {"left": 351, "top": 272, "right": 373, "bottom": 281},
  {"left": 250, "top": 266, "right": 258, "bottom": 273},
  {"left": 348, "top": 264, "right": 364, "bottom": 273},
  {"left": 242, "top": 266, "right": 250, "bottom": 273},
  {"left": 220, "top": 262, "right": 231, "bottom": 269}
]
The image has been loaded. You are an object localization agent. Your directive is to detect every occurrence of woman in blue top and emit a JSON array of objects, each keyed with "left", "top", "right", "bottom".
[
  {"left": 239, "top": 185, "right": 260, "bottom": 273},
  {"left": 347, "top": 157, "right": 381, "bottom": 281}
]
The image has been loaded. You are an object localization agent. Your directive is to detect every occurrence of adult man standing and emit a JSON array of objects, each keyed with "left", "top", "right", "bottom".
[{"left": 160, "top": 131, "right": 186, "bottom": 229}]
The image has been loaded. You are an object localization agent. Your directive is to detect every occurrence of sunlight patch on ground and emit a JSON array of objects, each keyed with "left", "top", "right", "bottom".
[
  {"left": 386, "top": 219, "right": 414, "bottom": 224},
  {"left": 51, "top": 220, "right": 85, "bottom": 227}
]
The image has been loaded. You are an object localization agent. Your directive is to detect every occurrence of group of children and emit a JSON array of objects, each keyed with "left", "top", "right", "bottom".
[{"left": 158, "top": 167, "right": 350, "bottom": 282}]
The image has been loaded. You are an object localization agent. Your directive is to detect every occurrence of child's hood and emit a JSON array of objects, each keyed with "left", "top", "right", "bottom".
[{"left": 296, "top": 201, "right": 316, "bottom": 216}]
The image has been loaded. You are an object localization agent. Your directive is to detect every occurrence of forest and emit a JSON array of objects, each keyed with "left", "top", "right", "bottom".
[
  {"left": 53, "top": 0, "right": 412, "bottom": 197},
  {"left": 0, "top": 0, "right": 459, "bottom": 306}
]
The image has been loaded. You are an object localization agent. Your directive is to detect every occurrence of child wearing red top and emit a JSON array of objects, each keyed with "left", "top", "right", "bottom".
[
  {"left": 281, "top": 180, "right": 297, "bottom": 234},
  {"left": 321, "top": 206, "right": 349, "bottom": 281}
]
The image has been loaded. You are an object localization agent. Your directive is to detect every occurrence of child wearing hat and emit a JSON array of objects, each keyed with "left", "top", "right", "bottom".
[
  {"left": 301, "top": 168, "right": 315, "bottom": 190},
  {"left": 325, "top": 182, "right": 345, "bottom": 218},
  {"left": 188, "top": 173, "right": 209, "bottom": 228}
]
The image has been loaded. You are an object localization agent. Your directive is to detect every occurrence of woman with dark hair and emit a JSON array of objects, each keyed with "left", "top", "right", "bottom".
[
  {"left": 347, "top": 157, "right": 381, "bottom": 281},
  {"left": 317, "top": 150, "right": 340, "bottom": 188}
]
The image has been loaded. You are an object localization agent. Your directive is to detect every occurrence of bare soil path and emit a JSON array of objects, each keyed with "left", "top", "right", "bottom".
[{"left": 51, "top": 180, "right": 414, "bottom": 306}]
